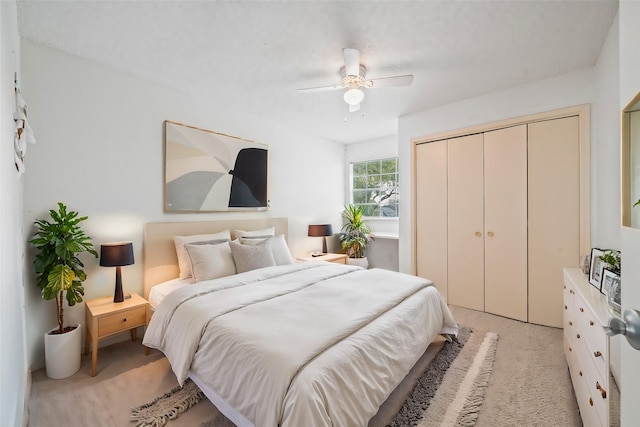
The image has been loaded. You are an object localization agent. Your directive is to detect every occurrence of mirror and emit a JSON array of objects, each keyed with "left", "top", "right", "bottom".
[{"left": 622, "top": 91, "right": 640, "bottom": 228}]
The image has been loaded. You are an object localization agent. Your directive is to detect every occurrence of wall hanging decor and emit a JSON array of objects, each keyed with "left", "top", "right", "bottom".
[
  {"left": 164, "top": 121, "right": 269, "bottom": 212},
  {"left": 14, "top": 80, "right": 36, "bottom": 173}
]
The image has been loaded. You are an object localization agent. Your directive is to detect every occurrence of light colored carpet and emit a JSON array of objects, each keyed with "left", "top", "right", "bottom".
[
  {"left": 449, "top": 306, "right": 581, "bottom": 427},
  {"left": 27, "top": 306, "right": 581, "bottom": 426}
]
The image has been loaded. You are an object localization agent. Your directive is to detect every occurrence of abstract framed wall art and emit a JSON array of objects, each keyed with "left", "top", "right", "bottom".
[{"left": 164, "top": 121, "right": 268, "bottom": 212}]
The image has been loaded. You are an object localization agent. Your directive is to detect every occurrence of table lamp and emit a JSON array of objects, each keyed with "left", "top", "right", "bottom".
[
  {"left": 308, "top": 224, "right": 333, "bottom": 254},
  {"left": 100, "top": 242, "right": 134, "bottom": 303}
]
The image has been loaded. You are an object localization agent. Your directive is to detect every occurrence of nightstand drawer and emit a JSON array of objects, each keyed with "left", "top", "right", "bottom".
[{"left": 98, "top": 306, "right": 146, "bottom": 337}]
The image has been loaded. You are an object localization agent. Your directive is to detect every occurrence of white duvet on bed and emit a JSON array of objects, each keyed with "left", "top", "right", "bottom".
[{"left": 143, "top": 263, "right": 457, "bottom": 427}]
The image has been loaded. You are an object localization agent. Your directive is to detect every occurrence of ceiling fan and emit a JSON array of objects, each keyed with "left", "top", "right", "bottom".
[{"left": 297, "top": 48, "right": 414, "bottom": 112}]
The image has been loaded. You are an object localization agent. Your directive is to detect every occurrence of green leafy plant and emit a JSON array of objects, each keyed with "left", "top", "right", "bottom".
[
  {"left": 599, "top": 249, "right": 621, "bottom": 274},
  {"left": 634, "top": 199, "right": 640, "bottom": 208},
  {"left": 340, "top": 204, "right": 372, "bottom": 258},
  {"left": 31, "top": 203, "right": 98, "bottom": 334}
]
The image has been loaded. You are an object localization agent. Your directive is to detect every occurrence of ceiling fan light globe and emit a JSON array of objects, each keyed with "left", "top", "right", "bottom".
[{"left": 344, "top": 88, "right": 364, "bottom": 105}]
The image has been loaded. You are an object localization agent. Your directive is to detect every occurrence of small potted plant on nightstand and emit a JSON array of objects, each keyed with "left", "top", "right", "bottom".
[
  {"left": 340, "top": 204, "right": 372, "bottom": 268},
  {"left": 31, "top": 202, "right": 98, "bottom": 379}
]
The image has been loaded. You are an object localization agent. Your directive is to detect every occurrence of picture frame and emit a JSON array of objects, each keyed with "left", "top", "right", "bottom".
[
  {"left": 164, "top": 121, "right": 269, "bottom": 212},
  {"left": 589, "top": 248, "right": 606, "bottom": 289},
  {"left": 600, "top": 267, "right": 620, "bottom": 296}
]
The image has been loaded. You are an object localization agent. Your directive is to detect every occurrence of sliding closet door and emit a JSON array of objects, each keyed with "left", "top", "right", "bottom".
[
  {"left": 484, "top": 125, "right": 528, "bottom": 322},
  {"left": 415, "top": 141, "right": 448, "bottom": 300},
  {"left": 448, "top": 134, "right": 484, "bottom": 311},
  {"left": 528, "top": 117, "right": 580, "bottom": 327}
]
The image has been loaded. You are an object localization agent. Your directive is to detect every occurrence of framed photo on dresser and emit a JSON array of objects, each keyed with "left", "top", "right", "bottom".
[
  {"left": 600, "top": 268, "right": 619, "bottom": 296},
  {"left": 588, "top": 248, "right": 606, "bottom": 289}
]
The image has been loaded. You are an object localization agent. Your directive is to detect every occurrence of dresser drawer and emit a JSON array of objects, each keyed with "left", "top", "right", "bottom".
[
  {"left": 574, "top": 292, "right": 608, "bottom": 380},
  {"left": 97, "top": 306, "right": 147, "bottom": 337}
]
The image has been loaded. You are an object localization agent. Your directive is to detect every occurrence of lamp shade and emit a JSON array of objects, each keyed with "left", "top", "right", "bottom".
[
  {"left": 308, "top": 224, "right": 333, "bottom": 237},
  {"left": 100, "top": 242, "right": 134, "bottom": 267}
]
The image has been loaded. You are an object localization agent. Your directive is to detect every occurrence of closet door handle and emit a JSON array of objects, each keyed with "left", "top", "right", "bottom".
[
  {"left": 486, "top": 231, "right": 494, "bottom": 237},
  {"left": 475, "top": 232, "right": 482, "bottom": 237}
]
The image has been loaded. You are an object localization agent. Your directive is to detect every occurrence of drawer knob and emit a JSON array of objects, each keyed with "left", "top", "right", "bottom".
[
  {"left": 596, "top": 382, "right": 607, "bottom": 399},
  {"left": 565, "top": 305, "right": 568, "bottom": 310},
  {"left": 580, "top": 307, "right": 584, "bottom": 312},
  {"left": 594, "top": 350, "right": 602, "bottom": 357},
  {"left": 590, "top": 321, "right": 594, "bottom": 326},
  {"left": 123, "top": 318, "right": 127, "bottom": 322},
  {"left": 577, "top": 334, "right": 581, "bottom": 339},
  {"left": 570, "top": 290, "right": 575, "bottom": 295},
  {"left": 569, "top": 321, "right": 573, "bottom": 326},
  {"left": 579, "top": 370, "right": 583, "bottom": 377},
  {"left": 589, "top": 397, "right": 593, "bottom": 406}
]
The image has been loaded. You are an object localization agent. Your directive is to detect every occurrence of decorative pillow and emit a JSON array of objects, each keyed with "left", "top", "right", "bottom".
[
  {"left": 173, "top": 230, "right": 231, "bottom": 279},
  {"left": 184, "top": 242, "right": 236, "bottom": 283},
  {"left": 267, "top": 234, "right": 295, "bottom": 266},
  {"left": 229, "top": 240, "right": 276, "bottom": 273},
  {"left": 234, "top": 226, "right": 275, "bottom": 239},
  {"left": 238, "top": 236, "right": 270, "bottom": 245}
]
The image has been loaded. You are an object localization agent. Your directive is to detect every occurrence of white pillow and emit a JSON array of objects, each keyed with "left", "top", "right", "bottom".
[
  {"left": 174, "top": 230, "right": 231, "bottom": 279},
  {"left": 267, "top": 234, "right": 294, "bottom": 266},
  {"left": 239, "top": 236, "right": 268, "bottom": 245},
  {"left": 234, "top": 226, "right": 275, "bottom": 239},
  {"left": 185, "top": 242, "right": 236, "bottom": 283},
  {"left": 229, "top": 240, "right": 276, "bottom": 273}
]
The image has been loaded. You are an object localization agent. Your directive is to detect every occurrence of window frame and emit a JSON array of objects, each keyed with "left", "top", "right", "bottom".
[{"left": 349, "top": 157, "right": 399, "bottom": 218}]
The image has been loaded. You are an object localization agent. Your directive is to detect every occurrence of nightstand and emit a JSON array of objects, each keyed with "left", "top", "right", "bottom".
[
  {"left": 297, "top": 253, "right": 348, "bottom": 264},
  {"left": 84, "top": 293, "right": 150, "bottom": 377}
]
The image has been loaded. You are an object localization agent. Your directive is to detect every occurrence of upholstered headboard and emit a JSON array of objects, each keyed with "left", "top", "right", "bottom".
[{"left": 143, "top": 218, "right": 288, "bottom": 299}]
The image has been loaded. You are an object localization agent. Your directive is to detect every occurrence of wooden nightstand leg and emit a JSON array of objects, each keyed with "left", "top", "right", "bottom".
[
  {"left": 91, "top": 334, "right": 98, "bottom": 377},
  {"left": 144, "top": 346, "right": 149, "bottom": 356},
  {"left": 131, "top": 327, "right": 137, "bottom": 341}
]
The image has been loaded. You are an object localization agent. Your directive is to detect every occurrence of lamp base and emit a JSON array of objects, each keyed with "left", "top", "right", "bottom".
[
  {"left": 322, "top": 236, "right": 328, "bottom": 253},
  {"left": 114, "top": 266, "right": 124, "bottom": 303}
]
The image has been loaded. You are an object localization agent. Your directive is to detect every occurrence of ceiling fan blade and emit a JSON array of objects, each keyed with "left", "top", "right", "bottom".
[
  {"left": 297, "top": 84, "right": 344, "bottom": 94},
  {"left": 367, "top": 75, "right": 414, "bottom": 89},
  {"left": 343, "top": 48, "right": 360, "bottom": 77},
  {"left": 349, "top": 103, "right": 361, "bottom": 112}
]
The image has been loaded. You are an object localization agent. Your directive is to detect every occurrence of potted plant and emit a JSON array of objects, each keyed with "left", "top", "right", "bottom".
[
  {"left": 340, "top": 204, "right": 372, "bottom": 268},
  {"left": 31, "top": 202, "right": 98, "bottom": 379},
  {"left": 599, "top": 249, "right": 621, "bottom": 274}
]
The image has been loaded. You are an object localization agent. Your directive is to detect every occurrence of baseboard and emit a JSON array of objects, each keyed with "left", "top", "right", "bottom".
[{"left": 22, "top": 369, "right": 31, "bottom": 427}]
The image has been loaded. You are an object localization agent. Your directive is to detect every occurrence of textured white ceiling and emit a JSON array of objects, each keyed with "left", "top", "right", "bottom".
[{"left": 17, "top": 0, "right": 618, "bottom": 143}]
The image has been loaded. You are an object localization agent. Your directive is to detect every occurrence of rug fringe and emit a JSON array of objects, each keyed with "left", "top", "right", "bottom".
[
  {"left": 131, "top": 379, "right": 205, "bottom": 427},
  {"left": 455, "top": 333, "right": 498, "bottom": 427}
]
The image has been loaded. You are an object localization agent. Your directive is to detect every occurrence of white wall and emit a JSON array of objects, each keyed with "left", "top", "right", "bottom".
[
  {"left": 398, "top": 67, "right": 599, "bottom": 274},
  {"left": 21, "top": 40, "right": 345, "bottom": 369},
  {"left": 594, "top": 12, "right": 624, "bottom": 385},
  {"left": 0, "top": 2, "right": 28, "bottom": 426}
]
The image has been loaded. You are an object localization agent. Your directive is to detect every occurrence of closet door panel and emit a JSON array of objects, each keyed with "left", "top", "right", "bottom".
[
  {"left": 484, "top": 125, "right": 528, "bottom": 322},
  {"left": 448, "top": 134, "right": 484, "bottom": 311},
  {"left": 415, "top": 141, "right": 448, "bottom": 301},
  {"left": 528, "top": 116, "right": 580, "bottom": 328}
]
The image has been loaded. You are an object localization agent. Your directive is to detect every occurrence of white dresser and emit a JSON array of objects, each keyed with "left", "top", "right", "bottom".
[{"left": 563, "top": 268, "right": 616, "bottom": 427}]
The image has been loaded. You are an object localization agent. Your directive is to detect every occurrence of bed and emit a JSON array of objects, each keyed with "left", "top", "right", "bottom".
[{"left": 142, "top": 219, "right": 458, "bottom": 427}]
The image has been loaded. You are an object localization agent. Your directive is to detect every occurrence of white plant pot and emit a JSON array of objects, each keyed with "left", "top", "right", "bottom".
[
  {"left": 347, "top": 257, "right": 369, "bottom": 269},
  {"left": 44, "top": 324, "right": 81, "bottom": 379}
]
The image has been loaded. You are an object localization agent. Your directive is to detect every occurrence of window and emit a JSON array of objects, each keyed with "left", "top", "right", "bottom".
[{"left": 350, "top": 157, "right": 399, "bottom": 217}]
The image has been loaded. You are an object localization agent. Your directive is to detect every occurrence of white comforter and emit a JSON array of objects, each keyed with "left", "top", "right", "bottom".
[{"left": 144, "top": 263, "right": 457, "bottom": 427}]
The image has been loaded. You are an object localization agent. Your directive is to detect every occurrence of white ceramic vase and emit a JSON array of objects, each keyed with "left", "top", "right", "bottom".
[
  {"left": 347, "top": 257, "right": 369, "bottom": 269},
  {"left": 44, "top": 324, "right": 81, "bottom": 379}
]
